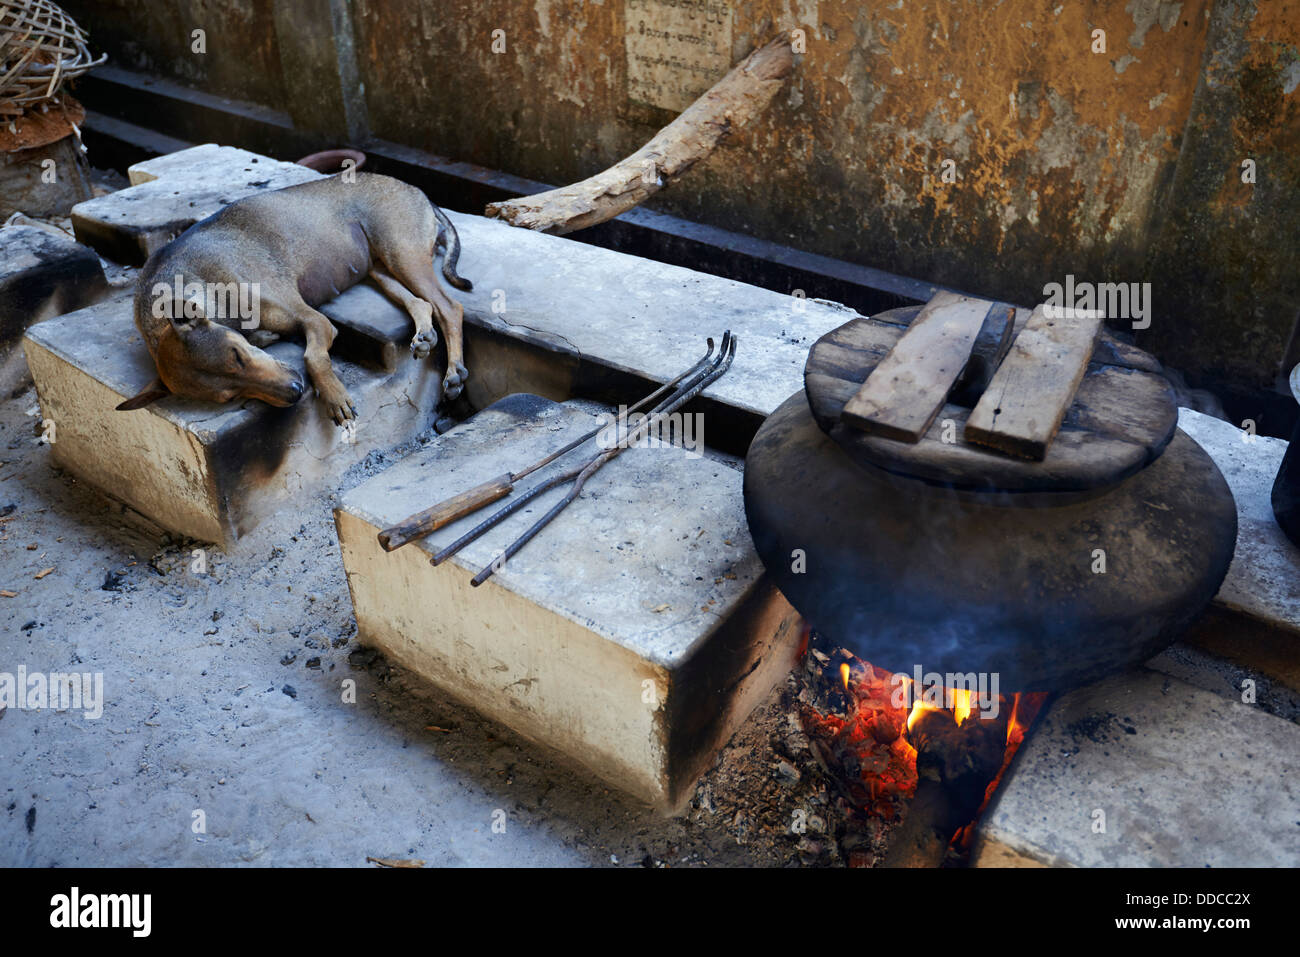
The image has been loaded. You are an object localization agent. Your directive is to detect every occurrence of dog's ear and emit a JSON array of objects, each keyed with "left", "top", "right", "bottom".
[{"left": 116, "top": 377, "right": 171, "bottom": 411}]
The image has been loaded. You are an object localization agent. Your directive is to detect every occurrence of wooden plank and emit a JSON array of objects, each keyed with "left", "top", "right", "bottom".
[
  {"left": 964, "top": 306, "right": 1104, "bottom": 460},
  {"left": 804, "top": 310, "right": 1178, "bottom": 492},
  {"left": 840, "top": 291, "right": 994, "bottom": 443}
]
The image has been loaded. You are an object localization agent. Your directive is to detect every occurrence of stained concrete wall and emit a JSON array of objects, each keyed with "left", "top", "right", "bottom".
[
  {"left": 63, "top": 0, "right": 1300, "bottom": 393},
  {"left": 69, "top": 0, "right": 286, "bottom": 106}
]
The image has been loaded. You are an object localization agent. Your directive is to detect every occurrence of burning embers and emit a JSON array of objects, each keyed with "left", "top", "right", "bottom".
[{"left": 798, "top": 636, "right": 1047, "bottom": 867}]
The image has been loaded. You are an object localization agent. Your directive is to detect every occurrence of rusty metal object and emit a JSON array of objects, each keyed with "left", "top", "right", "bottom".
[
  {"left": 378, "top": 337, "right": 720, "bottom": 551},
  {"left": 430, "top": 333, "right": 737, "bottom": 585}
]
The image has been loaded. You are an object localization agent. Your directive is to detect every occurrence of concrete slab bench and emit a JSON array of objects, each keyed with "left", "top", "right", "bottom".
[
  {"left": 443, "top": 208, "right": 853, "bottom": 428},
  {"left": 1178, "top": 409, "right": 1298, "bottom": 634},
  {"left": 972, "top": 667, "right": 1300, "bottom": 867},
  {"left": 70, "top": 144, "right": 321, "bottom": 265},
  {"left": 1, "top": 224, "right": 107, "bottom": 394},
  {"left": 334, "top": 393, "right": 801, "bottom": 811},
  {"left": 23, "top": 293, "right": 440, "bottom": 544}
]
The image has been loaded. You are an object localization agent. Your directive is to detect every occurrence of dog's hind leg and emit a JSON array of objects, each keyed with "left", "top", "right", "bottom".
[
  {"left": 375, "top": 250, "right": 468, "bottom": 401},
  {"left": 369, "top": 265, "right": 437, "bottom": 359}
]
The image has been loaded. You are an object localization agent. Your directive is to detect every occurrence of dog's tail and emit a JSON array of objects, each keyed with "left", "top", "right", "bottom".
[{"left": 432, "top": 204, "right": 473, "bottom": 292}]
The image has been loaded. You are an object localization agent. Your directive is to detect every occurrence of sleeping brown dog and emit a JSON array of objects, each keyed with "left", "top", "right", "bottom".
[{"left": 116, "top": 172, "right": 471, "bottom": 424}]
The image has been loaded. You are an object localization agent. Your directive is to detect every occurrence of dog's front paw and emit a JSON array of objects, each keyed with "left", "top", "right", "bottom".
[
  {"left": 410, "top": 327, "right": 437, "bottom": 359},
  {"left": 318, "top": 383, "right": 357, "bottom": 426},
  {"left": 441, "top": 361, "right": 468, "bottom": 401}
]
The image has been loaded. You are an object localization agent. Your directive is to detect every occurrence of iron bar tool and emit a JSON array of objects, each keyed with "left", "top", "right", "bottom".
[
  {"left": 377, "top": 335, "right": 723, "bottom": 551},
  {"left": 432, "top": 332, "right": 737, "bottom": 586}
]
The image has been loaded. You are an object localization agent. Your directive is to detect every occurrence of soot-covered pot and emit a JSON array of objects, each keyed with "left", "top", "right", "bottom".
[{"left": 743, "top": 306, "right": 1238, "bottom": 692}]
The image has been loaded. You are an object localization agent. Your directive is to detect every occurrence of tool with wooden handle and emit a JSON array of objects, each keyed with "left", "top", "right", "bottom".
[
  {"left": 433, "top": 332, "right": 738, "bottom": 586},
  {"left": 376, "top": 336, "right": 721, "bottom": 551}
]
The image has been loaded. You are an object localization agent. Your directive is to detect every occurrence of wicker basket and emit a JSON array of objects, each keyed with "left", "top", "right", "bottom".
[{"left": 0, "top": 0, "right": 105, "bottom": 117}]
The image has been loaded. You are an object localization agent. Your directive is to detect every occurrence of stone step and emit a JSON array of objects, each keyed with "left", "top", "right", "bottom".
[
  {"left": 23, "top": 294, "right": 441, "bottom": 545},
  {"left": 1, "top": 224, "right": 108, "bottom": 394},
  {"left": 334, "top": 393, "right": 801, "bottom": 811},
  {"left": 1175, "top": 408, "right": 1299, "bottom": 691},
  {"left": 972, "top": 667, "right": 1300, "bottom": 867},
  {"left": 442, "top": 208, "right": 856, "bottom": 427},
  {"left": 71, "top": 144, "right": 321, "bottom": 265}
]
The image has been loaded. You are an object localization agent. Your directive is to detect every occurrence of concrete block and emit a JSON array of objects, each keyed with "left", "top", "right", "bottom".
[
  {"left": 0, "top": 224, "right": 108, "bottom": 393},
  {"left": 59, "top": 144, "right": 862, "bottom": 429},
  {"left": 443, "top": 210, "right": 861, "bottom": 421},
  {"left": 972, "top": 668, "right": 1300, "bottom": 867},
  {"left": 335, "top": 394, "right": 802, "bottom": 811},
  {"left": 1177, "top": 408, "right": 1298, "bottom": 634},
  {"left": 72, "top": 144, "right": 321, "bottom": 264},
  {"left": 1174, "top": 408, "right": 1299, "bottom": 694},
  {"left": 23, "top": 294, "right": 441, "bottom": 545}
]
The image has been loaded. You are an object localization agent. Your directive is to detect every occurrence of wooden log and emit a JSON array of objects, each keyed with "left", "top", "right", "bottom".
[
  {"left": 484, "top": 34, "right": 795, "bottom": 235},
  {"left": 884, "top": 706, "right": 1009, "bottom": 868},
  {"left": 965, "top": 306, "right": 1104, "bottom": 460},
  {"left": 840, "top": 291, "right": 992, "bottom": 443}
]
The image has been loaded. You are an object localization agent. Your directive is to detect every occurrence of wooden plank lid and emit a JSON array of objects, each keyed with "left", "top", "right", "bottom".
[{"left": 803, "top": 305, "right": 1179, "bottom": 494}]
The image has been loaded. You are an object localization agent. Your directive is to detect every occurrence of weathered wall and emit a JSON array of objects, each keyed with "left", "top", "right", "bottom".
[
  {"left": 64, "top": 0, "right": 286, "bottom": 106},
  {"left": 62, "top": 0, "right": 1300, "bottom": 392}
]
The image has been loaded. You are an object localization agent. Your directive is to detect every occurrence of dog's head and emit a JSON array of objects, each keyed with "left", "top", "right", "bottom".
[{"left": 117, "top": 317, "right": 306, "bottom": 411}]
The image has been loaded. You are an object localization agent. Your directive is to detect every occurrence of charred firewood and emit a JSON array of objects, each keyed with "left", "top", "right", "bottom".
[{"left": 883, "top": 706, "right": 1010, "bottom": 868}]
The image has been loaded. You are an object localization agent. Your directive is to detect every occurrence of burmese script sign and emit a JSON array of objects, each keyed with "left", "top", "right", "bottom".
[{"left": 625, "top": 0, "right": 733, "bottom": 112}]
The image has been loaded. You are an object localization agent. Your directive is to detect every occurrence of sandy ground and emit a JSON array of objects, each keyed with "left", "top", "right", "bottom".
[{"left": 0, "top": 374, "right": 856, "bottom": 867}]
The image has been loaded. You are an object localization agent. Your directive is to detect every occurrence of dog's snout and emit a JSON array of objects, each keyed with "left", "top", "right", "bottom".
[{"left": 287, "top": 378, "right": 305, "bottom": 401}]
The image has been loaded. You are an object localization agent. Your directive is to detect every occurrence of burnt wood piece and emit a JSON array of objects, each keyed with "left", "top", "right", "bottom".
[
  {"left": 840, "top": 291, "right": 993, "bottom": 443},
  {"left": 485, "top": 35, "right": 795, "bottom": 235},
  {"left": 803, "top": 308, "right": 1179, "bottom": 494},
  {"left": 965, "top": 306, "right": 1104, "bottom": 460},
  {"left": 884, "top": 707, "right": 1010, "bottom": 868},
  {"left": 949, "top": 302, "right": 1017, "bottom": 407}
]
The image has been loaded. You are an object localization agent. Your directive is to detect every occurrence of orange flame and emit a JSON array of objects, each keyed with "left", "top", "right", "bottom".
[
  {"left": 951, "top": 687, "right": 972, "bottom": 726},
  {"left": 906, "top": 697, "right": 941, "bottom": 734},
  {"left": 802, "top": 653, "right": 1049, "bottom": 833}
]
